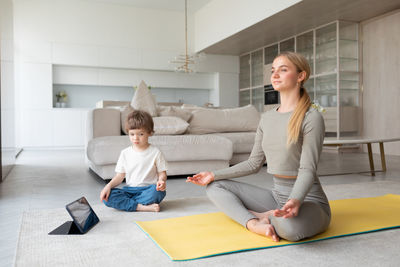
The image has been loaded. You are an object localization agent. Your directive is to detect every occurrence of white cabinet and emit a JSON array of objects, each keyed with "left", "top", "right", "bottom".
[
  {"left": 52, "top": 65, "right": 216, "bottom": 108},
  {"left": 20, "top": 63, "right": 53, "bottom": 109},
  {"left": 52, "top": 109, "right": 87, "bottom": 147}
]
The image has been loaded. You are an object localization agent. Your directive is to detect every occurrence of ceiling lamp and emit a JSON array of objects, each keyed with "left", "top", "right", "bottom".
[{"left": 170, "top": 0, "right": 203, "bottom": 73}]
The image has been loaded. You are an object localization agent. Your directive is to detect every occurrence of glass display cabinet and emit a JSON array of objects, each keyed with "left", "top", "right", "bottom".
[
  {"left": 250, "top": 50, "right": 263, "bottom": 111},
  {"left": 239, "top": 54, "right": 251, "bottom": 106},
  {"left": 239, "top": 20, "right": 361, "bottom": 137},
  {"left": 239, "top": 49, "right": 264, "bottom": 111},
  {"left": 239, "top": 89, "right": 250, "bottom": 107},
  {"left": 264, "top": 43, "right": 278, "bottom": 64},
  {"left": 312, "top": 21, "right": 360, "bottom": 137},
  {"left": 239, "top": 54, "right": 250, "bottom": 90},
  {"left": 296, "top": 30, "right": 314, "bottom": 76},
  {"left": 251, "top": 86, "right": 264, "bottom": 112},
  {"left": 280, "top": 37, "right": 295, "bottom": 53}
]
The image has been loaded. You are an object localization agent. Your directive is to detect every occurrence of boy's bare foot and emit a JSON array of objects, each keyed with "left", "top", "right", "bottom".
[
  {"left": 246, "top": 218, "right": 279, "bottom": 242},
  {"left": 136, "top": 203, "right": 160, "bottom": 212}
]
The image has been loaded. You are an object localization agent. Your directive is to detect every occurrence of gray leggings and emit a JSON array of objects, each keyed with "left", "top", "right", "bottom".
[{"left": 206, "top": 177, "right": 331, "bottom": 241}]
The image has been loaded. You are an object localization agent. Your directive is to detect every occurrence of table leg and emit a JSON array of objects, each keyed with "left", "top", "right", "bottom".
[
  {"left": 367, "top": 143, "right": 375, "bottom": 176},
  {"left": 379, "top": 142, "right": 387, "bottom": 172}
]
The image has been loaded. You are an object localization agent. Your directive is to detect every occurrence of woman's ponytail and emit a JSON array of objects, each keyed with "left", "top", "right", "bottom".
[
  {"left": 274, "top": 52, "right": 312, "bottom": 145},
  {"left": 287, "top": 87, "right": 311, "bottom": 145}
]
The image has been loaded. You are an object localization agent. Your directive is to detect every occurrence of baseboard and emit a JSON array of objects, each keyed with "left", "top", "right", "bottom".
[
  {"left": 22, "top": 146, "right": 84, "bottom": 151},
  {"left": 16, "top": 147, "right": 23, "bottom": 157}
]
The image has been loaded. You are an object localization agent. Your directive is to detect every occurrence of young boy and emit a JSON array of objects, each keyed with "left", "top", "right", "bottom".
[{"left": 100, "top": 110, "right": 168, "bottom": 212}]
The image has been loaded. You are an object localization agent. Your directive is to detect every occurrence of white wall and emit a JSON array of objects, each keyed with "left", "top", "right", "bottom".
[
  {"left": 52, "top": 66, "right": 216, "bottom": 89},
  {"left": 194, "top": 0, "right": 301, "bottom": 52},
  {"left": 1, "top": 0, "right": 16, "bottom": 179},
  {"left": 211, "top": 72, "right": 239, "bottom": 108},
  {"left": 361, "top": 10, "right": 400, "bottom": 156},
  {"left": 13, "top": 0, "right": 239, "bottom": 148},
  {"left": 14, "top": 0, "right": 186, "bottom": 51}
]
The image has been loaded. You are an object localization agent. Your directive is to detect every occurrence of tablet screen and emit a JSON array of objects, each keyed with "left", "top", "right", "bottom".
[{"left": 66, "top": 197, "right": 99, "bottom": 233}]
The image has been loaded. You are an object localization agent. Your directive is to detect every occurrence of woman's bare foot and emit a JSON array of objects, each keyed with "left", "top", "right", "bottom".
[
  {"left": 249, "top": 210, "right": 274, "bottom": 220},
  {"left": 136, "top": 203, "right": 160, "bottom": 212},
  {"left": 246, "top": 218, "right": 279, "bottom": 242}
]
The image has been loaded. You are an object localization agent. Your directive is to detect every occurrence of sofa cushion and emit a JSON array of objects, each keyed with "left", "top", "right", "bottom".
[
  {"left": 130, "top": 80, "right": 157, "bottom": 116},
  {"left": 181, "top": 104, "right": 207, "bottom": 112},
  {"left": 211, "top": 132, "right": 256, "bottom": 154},
  {"left": 89, "top": 108, "right": 122, "bottom": 139},
  {"left": 181, "top": 104, "right": 215, "bottom": 109},
  {"left": 120, "top": 111, "right": 189, "bottom": 135},
  {"left": 150, "top": 135, "right": 233, "bottom": 161},
  {"left": 120, "top": 105, "right": 135, "bottom": 134},
  {"left": 88, "top": 159, "right": 230, "bottom": 179},
  {"left": 87, "top": 135, "right": 233, "bottom": 166},
  {"left": 157, "top": 105, "right": 192, "bottom": 122},
  {"left": 187, "top": 105, "right": 260, "bottom": 134},
  {"left": 153, "top": 116, "right": 189, "bottom": 135}
]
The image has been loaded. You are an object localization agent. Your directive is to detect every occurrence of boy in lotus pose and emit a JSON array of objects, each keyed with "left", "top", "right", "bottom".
[{"left": 100, "top": 110, "right": 168, "bottom": 212}]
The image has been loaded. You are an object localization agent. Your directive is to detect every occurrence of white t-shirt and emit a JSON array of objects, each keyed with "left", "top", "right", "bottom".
[{"left": 115, "top": 145, "right": 168, "bottom": 187}]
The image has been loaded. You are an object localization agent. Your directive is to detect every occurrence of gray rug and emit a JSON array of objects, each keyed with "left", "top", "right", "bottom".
[{"left": 15, "top": 181, "right": 400, "bottom": 267}]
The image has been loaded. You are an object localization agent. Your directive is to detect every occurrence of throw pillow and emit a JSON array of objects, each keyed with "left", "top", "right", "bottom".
[
  {"left": 187, "top": 104, "right": 260, "bottom": 134},
  {"left": 153, "top": 116, "right": 189, "bottom": 135},
  {"left": 157, "top": 106, "right": 192, "bottom": 122},
  {"left": 130, "top": 80, "right": 157, "bottom": 117},
  {"left": 180, "top": 104, "right": 207, "bottom": 112},
  {"left": 120, "top": 105, "right": 135, "bottom": 135}
]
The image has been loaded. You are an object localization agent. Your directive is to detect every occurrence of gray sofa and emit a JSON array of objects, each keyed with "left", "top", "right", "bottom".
[{"left": 85, "top": 106, "right": 259, "bottom": 180}]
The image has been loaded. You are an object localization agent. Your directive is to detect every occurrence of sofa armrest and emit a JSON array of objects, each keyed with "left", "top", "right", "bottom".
[{"left": 86, "top": 108, "right": 122, "bottom": 143}]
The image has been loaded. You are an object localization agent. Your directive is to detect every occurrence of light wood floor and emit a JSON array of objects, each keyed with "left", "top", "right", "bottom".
[{"left": 1, "top": 149, "right": 399, "bottom": 266}]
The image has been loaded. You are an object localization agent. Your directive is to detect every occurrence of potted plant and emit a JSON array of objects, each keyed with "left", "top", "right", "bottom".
[{"left": 55, "top": 91, "right": 68, "bottom": 108}]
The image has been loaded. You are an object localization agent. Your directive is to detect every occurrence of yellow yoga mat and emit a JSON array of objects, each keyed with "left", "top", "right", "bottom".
[{"left": 135, "top": 194, "right": 400, "bottom": 261}]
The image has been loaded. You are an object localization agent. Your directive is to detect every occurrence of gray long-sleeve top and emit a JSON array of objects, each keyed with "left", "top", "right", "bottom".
[{"left": 213, "top": 107, "right": 325, "bottom": 204}]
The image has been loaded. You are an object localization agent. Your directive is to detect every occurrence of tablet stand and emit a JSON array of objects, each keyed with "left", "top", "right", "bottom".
[{"left": 48, "top": 221, "right": 83, "bottom": 235}]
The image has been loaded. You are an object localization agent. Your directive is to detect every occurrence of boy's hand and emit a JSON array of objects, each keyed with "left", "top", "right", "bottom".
[
  {"left": 100, "top": 185, "right": 111, "bottom": 202},
  {"left": 156, "top": 180, "right": 166, "bottom": 191}
]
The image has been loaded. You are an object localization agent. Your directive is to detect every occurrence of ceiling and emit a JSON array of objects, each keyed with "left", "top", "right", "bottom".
[
  {"left": 199, "top": 0, "right": 400, "bottom": 55},
  {"left": 81, "top": 0, "right": 400, "bottom": 55},
  {"left": 83, "top": 0, "right": 212, "bottom": 12}
]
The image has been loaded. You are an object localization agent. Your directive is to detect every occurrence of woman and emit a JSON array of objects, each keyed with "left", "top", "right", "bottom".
[{"left": 187, "top": 51, "right": 331, "bottom": 242}]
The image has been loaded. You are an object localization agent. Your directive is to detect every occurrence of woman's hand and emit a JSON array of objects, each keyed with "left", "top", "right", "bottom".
[
  {"left": 100, "top": 184, "right": 111, "bottom": 202},
  {"left": 186, "top": 171, "right": 215, "bottom": 186},
  {"left": 273, "top": 199, "right": 300, "bottom": 218}
]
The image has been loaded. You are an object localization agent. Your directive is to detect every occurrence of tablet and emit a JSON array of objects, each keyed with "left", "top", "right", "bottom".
[{"left": 65, "top": 197, "right": 100, "bottom": 234}]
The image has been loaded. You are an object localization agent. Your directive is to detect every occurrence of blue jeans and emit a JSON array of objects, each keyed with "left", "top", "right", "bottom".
[{"left": 103, "top": 184, "right": 166, "bottom": 211}]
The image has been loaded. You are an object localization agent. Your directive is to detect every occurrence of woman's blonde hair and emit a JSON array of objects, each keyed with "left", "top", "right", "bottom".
[{"left": 274, "top": 51, "right": 312, "bottom": 145}]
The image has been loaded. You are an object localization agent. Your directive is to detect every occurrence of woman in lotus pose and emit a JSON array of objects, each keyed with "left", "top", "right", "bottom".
[{"left": 187, "top": 51, "right": 330, "bottom": 242}]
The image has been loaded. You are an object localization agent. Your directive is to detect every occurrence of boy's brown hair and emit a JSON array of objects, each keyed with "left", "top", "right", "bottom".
[{"left": 125, "top": 110, "right": 154, "bottom": 134}]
